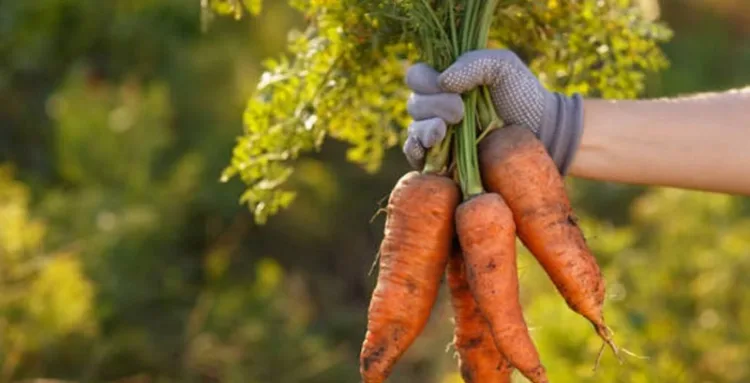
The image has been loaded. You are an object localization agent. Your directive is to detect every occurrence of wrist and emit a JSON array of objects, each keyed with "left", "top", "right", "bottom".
[{"left": 538, "top": 92, "right": 584, "bottom": 176}]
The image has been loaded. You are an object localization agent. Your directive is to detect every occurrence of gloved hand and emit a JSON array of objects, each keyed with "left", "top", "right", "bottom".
[{"left": 402, "top": 49, "right": 584, "bottom": 175}]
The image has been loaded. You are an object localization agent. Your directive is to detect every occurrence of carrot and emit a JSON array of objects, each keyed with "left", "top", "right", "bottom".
[
  {"left": 456, "top": 192, "right": 549, "bottom": 383},
  {"left": 359, "top": 170, "right": 460, "bottom": 383},
  {"left": 478, "top": 125, "right": 620, "bottom": 360},
  {"left": 446, "top": 244, "right": 514, "bottom": 383}
]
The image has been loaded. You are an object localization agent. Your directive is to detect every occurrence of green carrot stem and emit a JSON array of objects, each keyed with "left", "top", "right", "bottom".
[
  {"left": 477, "top": 118, "right": 503, "bottom": 144},
  {"left": 476, "top": 0, "right": 498, "bottom": 48},
  {"left": 477, "top": 96, "right": 493, "bottom": 128},
  {"left": 477, "top": 86, "right": 503, "bottom": 132},
  {"left": 461, "top": 2, "right": 480, "bottom": 53},
  {"left": 412, "top": 0, "right": 501, "bottom": 195},
  {"left": 482, "top": 87, "right": 500, "bottom": 121},
  {"left": 452, "top": 0, "right": 501, "bottom": 199},
  {"left": 423, "top": 129, "right": 455, "bottom": 175},
  {"left": 447, "top": 0, "right": 459, "bottom": 55},
  {"left": 456, "top": 91, "right": 483, "bottom": 198}
]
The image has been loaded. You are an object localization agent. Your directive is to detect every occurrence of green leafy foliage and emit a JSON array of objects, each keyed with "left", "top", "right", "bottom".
[
  {"left": 215, "top": 0, "right": 673, "bottom": 223},
  {"left": 216, "top": 0, "right": 413, "bottom": 223},
  {"left": 492, "top": 0, "right": 674, "bottom": 98},
  {"left": 202, "top": 0, "right": 263, "bottom": 31}
]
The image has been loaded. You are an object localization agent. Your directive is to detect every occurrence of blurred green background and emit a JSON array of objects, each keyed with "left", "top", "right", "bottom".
[{"left": 1, "top": 1, "right": 750, "bottom": 382}]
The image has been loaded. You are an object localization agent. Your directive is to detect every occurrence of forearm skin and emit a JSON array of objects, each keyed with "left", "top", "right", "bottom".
[{"left": 569, "top": 87, "right": 750, "bottom": 196}]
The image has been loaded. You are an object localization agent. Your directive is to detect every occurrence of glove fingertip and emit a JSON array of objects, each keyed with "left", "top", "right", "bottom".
[
  {"left": 403, "top": 136, "right": 426, "bottom": 170},
  {"left": 444, "top": 94, "right": 465, "bottom": 125},
  {"left": 406, "top": 63, "right": 442, "bottom": 94},
  {"left": 415, "top": 118, "right": 447, "bottom": 147}
]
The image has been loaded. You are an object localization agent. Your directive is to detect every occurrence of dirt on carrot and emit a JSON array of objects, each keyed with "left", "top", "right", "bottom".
[
  {"left": 359, "top": 171, "right": 460, "bottom": 383},
  {"left": 455, "top": 192, "right": 549, "bottom": 383},
  {"left": 447, "top": 244, "right": 514, "bottom": 383},
  {"left": 478, "top": 125, "right": 619, "bottom": 360}
]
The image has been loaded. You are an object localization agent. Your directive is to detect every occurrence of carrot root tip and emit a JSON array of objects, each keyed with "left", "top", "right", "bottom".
[
  {"left": 444, "top": 341, "right": 456, "bottom": 354},
  {"left": 369, "top": 207, "right": 388, "bottom": 223},
  {"left": 593, "top": 343, "right": 606, "bottom": 372},
  {"left": 367, "top": 251, "right": 381, "bottom": 277},
  {"left": 594, "top": 322, "right": 623, "bottom": 364},
  {"left": 621, "top": 347, "right": 650, "bottom": 361},
  {"left": 590, "top": 319, "right": 654, "bottom": 372}
]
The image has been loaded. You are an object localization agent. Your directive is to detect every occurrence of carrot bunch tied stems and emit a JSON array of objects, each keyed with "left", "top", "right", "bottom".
[
  {"left": 360, "top": 0, "right": 619, "bottom": 381},
  {"left": 453, "top": 0, "right": 502, "bottom": 195}
]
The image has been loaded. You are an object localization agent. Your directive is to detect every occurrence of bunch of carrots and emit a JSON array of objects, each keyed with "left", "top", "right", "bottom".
[{"left": 359, "top": 1, "right": 621, "bottom": 382}]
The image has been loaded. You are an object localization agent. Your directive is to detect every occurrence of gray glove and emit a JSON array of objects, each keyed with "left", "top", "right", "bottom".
[{"left": 403, "top": 49, "right": 584, "bottom": 175}]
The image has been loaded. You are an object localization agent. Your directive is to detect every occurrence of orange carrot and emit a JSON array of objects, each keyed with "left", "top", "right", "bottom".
[
  {"left": 359, "top": 171, "right": 460, "bottom": 383},
  {"left": 447, "top": 244, "right": 514, "bottom": 383},
  {"left": 456, "top": 192, "right": 549, "bottom": 383},
  {"left": 478, "top": 125, "right": 619, "bottom": 358}
]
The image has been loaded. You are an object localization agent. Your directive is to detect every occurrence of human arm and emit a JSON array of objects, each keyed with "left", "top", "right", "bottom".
[
  {"left": 403, "top": 49, "right": 750, "bottom": 196},
  {"left": 571, "top": 89, "right": 750, "bottom": 195}
]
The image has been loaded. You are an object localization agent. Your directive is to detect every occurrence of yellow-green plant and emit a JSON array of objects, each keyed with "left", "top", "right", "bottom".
[
  {"left": 206, "top": 0, "right": 672, "bottom": 224},
  {"left": 0, "top": 165, "right": 96, "bottom": 382}
]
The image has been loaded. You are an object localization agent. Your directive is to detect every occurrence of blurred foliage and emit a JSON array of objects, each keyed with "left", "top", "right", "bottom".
[
  {"left": 214, "top": 0, "right": 672, "bottom": 224},
  {"left": 0, "top": 0, "right": 749, "bottom": 382},
  {"left": 0, "top": 166, "right": 96, "bottom": 381},
  {"left": 516, "top": 187, "right": 750, "bottom": 382}
]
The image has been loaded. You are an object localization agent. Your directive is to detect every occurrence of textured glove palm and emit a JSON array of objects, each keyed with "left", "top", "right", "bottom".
[{"left": 403, "top": 49, "right": 584, "bottom": 175}]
